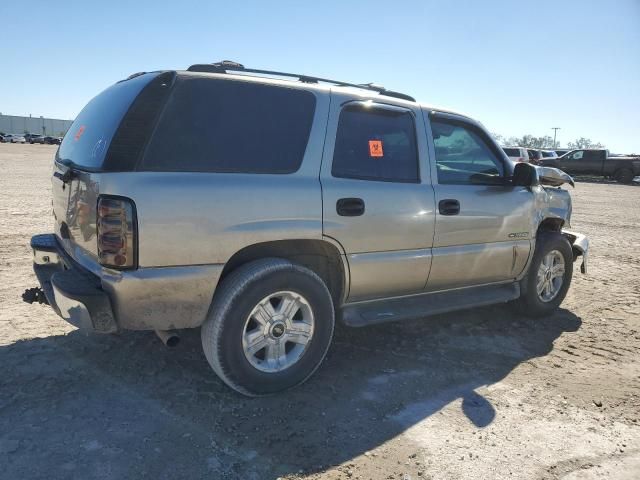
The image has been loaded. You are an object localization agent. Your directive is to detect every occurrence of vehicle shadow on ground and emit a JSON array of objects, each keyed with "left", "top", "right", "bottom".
[{"left": 0, "top": 306, "right": 581, "bottom": 479}]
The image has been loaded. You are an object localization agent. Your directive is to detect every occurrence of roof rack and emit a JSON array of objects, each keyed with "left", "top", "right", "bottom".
[{"left": 186, "top": 61, "right": 416, "bottom": 102}]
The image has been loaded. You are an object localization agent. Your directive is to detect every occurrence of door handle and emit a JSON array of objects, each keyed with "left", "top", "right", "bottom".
[
  {"left": 337, "top": 198, "right": 365, "bottom": 217},
  {"left": 439, "top": 199, "right": 460, "bottom": 216}
]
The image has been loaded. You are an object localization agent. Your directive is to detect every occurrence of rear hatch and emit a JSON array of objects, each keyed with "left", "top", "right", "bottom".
[{"left": 52, "top": 71, "right": 173, "bottom": 267}]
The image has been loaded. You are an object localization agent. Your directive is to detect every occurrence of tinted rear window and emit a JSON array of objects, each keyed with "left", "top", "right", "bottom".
[
  {"left": 57, "top": 72, "right": 159, "bottom": 170},
  {"left": 141, "top": 76, "right": 316, "bottom": 174},
  {"left": 503, "top": 148, "right": 520, "bottom": 156}
]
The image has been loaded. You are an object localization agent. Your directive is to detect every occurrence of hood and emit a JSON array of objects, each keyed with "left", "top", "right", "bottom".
[{"left": 535, "top": 166, "right": 575, "bottom": 188}]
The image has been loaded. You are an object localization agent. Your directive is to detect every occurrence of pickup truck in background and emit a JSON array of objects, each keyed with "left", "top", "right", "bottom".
[{"left": 539, "top": 149, "right": 640, "bottom": 184}]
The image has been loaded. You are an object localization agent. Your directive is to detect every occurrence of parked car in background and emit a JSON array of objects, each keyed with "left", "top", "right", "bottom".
[
  {"left": 541, "top": 150, "right": 558, "bottom": 158},
  {"left": 25, "top": 133, "right": 41, "bottom": 143},
  {"left": 539, "top": 149, "right": 640, "bottom": 183},
  {"left": 24, "top": 62, "right": 588, "bottom": 396},
  {"left": 527, "top": 149, "right": 543, "bottom": 165},
  {"left": 0, "top": 134, "right": 4, "bottom": 143},
  {"left": 502, "top": 146, "right": 529, "bottom": 163},
  {"left": 3, "top": 134, "right": 26, "bottom": 143},
  {"left": 43, "top": 136, "right": 61, "bottom": 145},
  {"left": 30, "top": 135, "right": 46, "bottom": 144}
]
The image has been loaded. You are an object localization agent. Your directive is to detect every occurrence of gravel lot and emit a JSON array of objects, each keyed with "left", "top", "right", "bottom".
[{"left": 1, "top": 144, "right": 639, "bottom": 480}]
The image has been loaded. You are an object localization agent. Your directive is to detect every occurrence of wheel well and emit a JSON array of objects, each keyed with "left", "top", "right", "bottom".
[
  {"left": 613, "top": 167, "right": 634, "bottom": 182},
  {"left": 537, "top": 218, "right": 564, "bottom": 236},
  {"left": 220, "top": 240, "right": 346, "bottom": 306}
]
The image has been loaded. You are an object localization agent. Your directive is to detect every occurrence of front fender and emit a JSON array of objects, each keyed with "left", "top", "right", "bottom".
[
  {"left": 529, "top": 186, "right": 588, "bottom": 275},
  {"left": 532, "top": 185, "right": 572, "bottom": 231}
]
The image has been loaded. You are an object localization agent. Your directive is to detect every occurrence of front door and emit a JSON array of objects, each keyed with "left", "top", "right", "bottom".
[
  {"left": 558, "top": 150, "right": 597, "bottom": 175},
  {"left": 425, "top": 112, "right": 533, "bottom": 291},
  {"left": 321, "top": 95, "right": 436, "bottom": 302}
]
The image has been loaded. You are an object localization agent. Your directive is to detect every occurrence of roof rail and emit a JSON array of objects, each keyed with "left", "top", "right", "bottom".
[{"left": 186, "top": 61, "right": 416, "bottom": 102}]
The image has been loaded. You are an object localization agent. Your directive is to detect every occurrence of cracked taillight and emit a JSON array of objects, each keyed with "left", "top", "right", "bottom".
[{"left": 97, "top": 196, "right": 137, "bottom": 269}]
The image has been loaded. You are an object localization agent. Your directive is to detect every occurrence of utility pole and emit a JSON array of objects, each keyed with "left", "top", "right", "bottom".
[{"left": 551, "top": 127, "right": 561, "bottom": 149}]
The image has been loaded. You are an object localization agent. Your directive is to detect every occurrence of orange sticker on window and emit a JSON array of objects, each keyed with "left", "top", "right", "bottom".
[
  {"left": 369, "top": 140, "right": 383, "bottom": 157},
  {"left": 74, "top": 125, "right": 86, "bottom": 141}
]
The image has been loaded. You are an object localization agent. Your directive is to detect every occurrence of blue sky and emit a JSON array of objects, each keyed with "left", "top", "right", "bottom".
[{"left": 2, "top": 0, "right": 639, "bottom": 152}]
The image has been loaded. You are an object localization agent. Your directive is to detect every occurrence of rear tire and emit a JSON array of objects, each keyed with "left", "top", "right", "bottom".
[
  {"left": 614, "top": 168, "right": 634, "bottom": 184},
  {"left": 201, "top": 258, "right": 335, "bottom": 396},
  {"left": 516, "top": 233, "right": 573, "bottom": 317}
]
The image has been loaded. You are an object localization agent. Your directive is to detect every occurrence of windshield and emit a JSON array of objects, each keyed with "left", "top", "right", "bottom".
[{"left": 57, "top": 72, "right": 159, "bottom": 170}]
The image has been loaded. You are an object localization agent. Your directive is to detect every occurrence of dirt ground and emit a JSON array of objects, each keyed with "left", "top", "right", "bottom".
[{"left": 1, "top": 143, "right": 638, "bottom": 480}]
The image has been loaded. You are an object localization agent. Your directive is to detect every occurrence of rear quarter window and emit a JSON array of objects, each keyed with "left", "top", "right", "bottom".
[
  {"left": 503, "top": 148, "right": 520, "bottom": 156},
  {"left": 57, "top": 72, "right": 160, "bottom": 170},
  {"left": 141, "top": 76, "right": 316, "bottom": 174}
]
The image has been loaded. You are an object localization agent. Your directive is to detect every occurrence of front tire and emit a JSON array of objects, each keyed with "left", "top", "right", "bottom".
[
  {"left": 517, "top": 233, "right": 573, "bottom": 317},
  {"left": 201, "top": 258, "right": 335, "bottom": 396}
]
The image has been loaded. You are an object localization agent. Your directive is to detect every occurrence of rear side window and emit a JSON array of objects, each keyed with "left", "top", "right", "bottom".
[
  {"left": 503, "top": 148, "right": 520, "bottom": 156},
  {"left": 57, "top": 72, "right": 160, "bottom": 170},
  {"left": 431, "top": 119, "right": 505, "bottom": 185},
  {"left": 141, "top": 77, "right": 316, "bottom": 173},
  {"left": 332, "top": 105, "right": 419, "bottom": 183}
]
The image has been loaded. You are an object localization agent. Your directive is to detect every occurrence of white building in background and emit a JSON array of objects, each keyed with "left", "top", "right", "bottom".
[{"left": 0, "top": 114, "right": 73, "bottom": 136}]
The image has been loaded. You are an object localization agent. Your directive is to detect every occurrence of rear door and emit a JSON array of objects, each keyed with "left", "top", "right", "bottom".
[
  {"left": 320, "top": 93, "right": 436, "bottom": 302},
  {"left": 425, "top": 112, "right": 532, "bottom": 291}
]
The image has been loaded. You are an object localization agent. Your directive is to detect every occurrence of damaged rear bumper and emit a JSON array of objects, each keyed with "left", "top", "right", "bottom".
[
  {"left": 28, "top": 234, "right": 118, "bottom": 333},
  {"left": 27, "top": 233, "right": 224, "bottom": 332},
  {"left": 562, "top": 229, "right": 589, "bottom": 274}
]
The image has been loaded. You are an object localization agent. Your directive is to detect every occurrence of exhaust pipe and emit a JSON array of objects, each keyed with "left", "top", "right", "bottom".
[{"left": 155, "top": 329, "right": 180, "bottom": 347}]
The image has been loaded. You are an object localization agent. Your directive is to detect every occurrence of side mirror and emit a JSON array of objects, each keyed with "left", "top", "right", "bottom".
[{"left": 512, "top": 162, "right": 539, "bottom": 187}]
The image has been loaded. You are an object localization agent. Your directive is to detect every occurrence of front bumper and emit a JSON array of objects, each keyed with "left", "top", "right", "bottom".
[
  {"left": 562, "top": 229, "right": 589, "bottom": 274},
  {"left": 30, "top": 234, "right": 117, "bottom": 333}
]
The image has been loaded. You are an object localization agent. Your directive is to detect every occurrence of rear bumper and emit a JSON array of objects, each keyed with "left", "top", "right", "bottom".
[
  {"left": 31, "top": 234, "right": 117, "bottom": 333},
  {"left": 30, "top": 233, "right": 224, "bottom": 332}
]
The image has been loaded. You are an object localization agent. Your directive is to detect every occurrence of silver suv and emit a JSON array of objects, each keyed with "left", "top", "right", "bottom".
[{"left": 25, "top": 62, "right": 588, "bottom": 396}]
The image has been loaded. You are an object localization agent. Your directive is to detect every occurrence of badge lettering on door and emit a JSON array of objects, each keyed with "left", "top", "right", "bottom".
[
  {"left": 368, "top": 140, "right": 384, "bottom": 157},
  {"left": 508, "top": 232, "right": 529, "bottom": 238}
]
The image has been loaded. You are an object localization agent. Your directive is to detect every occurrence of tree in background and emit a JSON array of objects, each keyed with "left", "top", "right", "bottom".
[
  {"left": 566, "top": 137, "right": 605, "bottom": 149},
  {"left": 492, "top": 133, "right": 605, "bottom": 150},
  {"left": 491, "top": 132, "right": 504, "bottom": 145},
  {"left": 501, "top": 135, "right": 557, "bottom": 148}
]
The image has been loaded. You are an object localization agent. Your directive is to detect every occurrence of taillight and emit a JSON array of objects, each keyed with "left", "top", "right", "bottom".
[{"left": 97, "top": 196, "right": 137, "bottom": 269}]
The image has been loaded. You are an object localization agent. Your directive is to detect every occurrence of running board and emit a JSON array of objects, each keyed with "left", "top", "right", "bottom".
[{"left": 341, "top": 282, "right": 520, "bottom": 327}]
